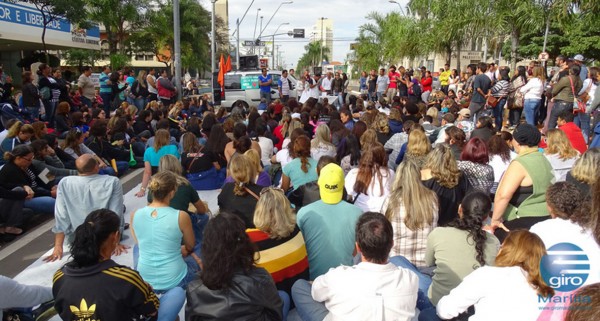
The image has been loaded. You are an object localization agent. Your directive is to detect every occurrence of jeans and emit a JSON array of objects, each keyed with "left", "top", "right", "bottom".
[
  {"left": 509, "top": 108, "right": 522, "bottom": 127},
  {"left": 99, "top": 167, "right": 117, "bottom": 176},
  {"left": 468, "top": 101, "right": 485, "bottom": 124},
  {"left": 279, "top": 290, "right": 291, "bottom": 321},
  {"left": 156, "top": 286, "right": 185, "bottom": 321},
  {"left": 418, "top": 307, "right": 442, "bottom": 321},
  {"left": 377, "top": 91, "right": 385, "bottom": 102},
  {"left": 421, "top": 91, "right": 431, "bottom": 104},
  {"left": 291, "top": 279, "right": 329, "bottom": 321},
  {"left": 493, "top": 98, "right": 506, "bottom": 129},
  {"left": 548, "top": 101, "right": 573, "bottom": 130},
  {"left": 100, "top": 92, "right": 112, "bottom": 115},
  {"left": 523, "top": 99, "right": 541, "bottom": 126},
  {"left": 260, "top": 90, "right": 271, "bottom": 105},
  {"left": 134, "top": 97, "right": 147, "bottom": 111},
  {"left": 26, "top": 107, "right": 40, "bottom": 121},
  {"left": 368, "top": 91, "right": 377, "bottom": 102},
  {"left": 0, "top": 187, "right": 26, "bottom": 226},
  {"left": 574, "top": 112, "right": 591, "bottom": 143},
  {"left": 389, "top": 256, "right": 434, "bottom": 311},
  {"left": 80, "top": 96, "right": 92, "bottom": 108},
  {"left": 387, "top": 88, "right": 398, "bottom": 103},
  {"left": 24, "top": 196, "right": 55, "bottom": 215},
  {"left": 44, "top": 100, "right": 57, "bottom": 128}
]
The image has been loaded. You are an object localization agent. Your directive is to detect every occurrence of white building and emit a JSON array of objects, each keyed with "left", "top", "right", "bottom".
[{"left": 310, "top": 18, "right": 333, "bottom": 62}]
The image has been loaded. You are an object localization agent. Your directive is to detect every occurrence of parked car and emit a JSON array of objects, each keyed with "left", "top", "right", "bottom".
[{"left": 219, "top": 70, "right": 297, "bottom": 110}]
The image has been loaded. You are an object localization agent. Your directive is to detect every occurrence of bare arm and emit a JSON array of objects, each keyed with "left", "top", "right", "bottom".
[
  {"left": 281, "top": 174, "right": 291, "bottom": 191},
  {"left": 135, "top": 162, "right": 152, "bottom": 197},
  {"left": 179, "top": 211, "right": 195, "bottom": 254},
  {"left": 490, "top": 161, "right": 526, "bottom": 228},
  {"left": 43, "top": 233, "right": 65, "bottom": 262}
]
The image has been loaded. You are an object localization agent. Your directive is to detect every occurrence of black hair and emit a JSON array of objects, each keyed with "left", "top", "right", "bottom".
[
  {"left": 558, "top": 110, "right": 575, "bottom": 123},
  {"left": 200, "top": 212, "right": 257, "bottom": 290},
  {"left": 4, "top": 144, "right": 33, "bottom": 162},
  {"left": 233, "top": 122, "right": 248, "bottom": 141},
  {"left": 30, "top": 139, "right": 49, "bottom": 159},
  {"left": 447, "top": 191, "right": 492, "bottom": 267},
  {"left": 81, "top": 66, "right": 91, "bottom": 72},
  {"left": 356, "top": 212, "right": 394, "bottom": 263},
  {"left": 546, "top": 182, "right": 583, "bottom": 220},
  {"left": 336, "top": 134, "right": 361, "bottom": 166},
  {"left": 67, "top": 209, "right": 120, "bottom": 268},
  {"left": 570, "top": 64, "right": 581, "bottom": 77},
  {"left": 316, "top": 155, "right": 337, "bottom": 175},
  {"left": 205, "top": 123, "right": 230, "bottom": 156},
  {"left": 477, "top": 62, "right": 488, "bottom": 73},
  {"left": 234, "top": 135, "right": 252, "bottom": 154}
]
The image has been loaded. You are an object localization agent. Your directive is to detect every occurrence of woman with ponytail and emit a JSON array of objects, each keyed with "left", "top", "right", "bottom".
[
  {"left": 436, "top": 230, "right": 553, "bottom": 321},
  {"left": 131, "top": 171, "right": 195, "bottom": 321},
  {"left": 281, "top": 135, "right": 318, "bottom": 192},
  {"left": 425, "top": 191, "right": 500, "bottom": 306},
  {"left": 53, "top": 209, "right": 159, "bottom": 321},
  {"left": 218, "top": 153, "right": 264, "bottom": 228}
]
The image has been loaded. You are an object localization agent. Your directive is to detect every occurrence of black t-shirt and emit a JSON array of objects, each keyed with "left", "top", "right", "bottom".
[
  {"left": 472, "top": 74, "right": 492, "bottom": 103},
  {"left": 422, "top": 174, "right": 471, "bottom": 226},
  {"left": 368, "top": 75, "right": 378, "bottom": 92},
  {"left": 182, "top": 151, "right": 217, "bottom": 174},
  {"left": 398, "top": 75, "right": 409, "bottom": 96},
  {"left": 217, "top": 183, "right": 264, "bottom": 228}
]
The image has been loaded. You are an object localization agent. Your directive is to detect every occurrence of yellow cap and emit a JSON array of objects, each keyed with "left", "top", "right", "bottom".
[{"left": 318, "top": 163, "right": 345, "bottom": 204}]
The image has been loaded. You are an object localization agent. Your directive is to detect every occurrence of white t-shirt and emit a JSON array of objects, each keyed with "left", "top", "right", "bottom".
[
  {"left": 488, "top": 152, "right": 516, "bottom": 184},
  {"left": 437, "top": 266, "right": 542, "bottom": 321},
  {"left": 147, "top": 74, "right": 158, "bottom": 94},
  {"left": 310, "top": 78, "right": 321, "bottom": 99},
  {"left": 313, "top": 262, "right": 418, "bottom": 321},
  {"left": 530, "top": 218, "right": 600, "bottom": 285},
  {"left": 345, "top": 167, "right": 395, "bottom": 213},
  {"left": 257, "top": 136, "right": 274, "bottom": 167},
  {"left": 544, "top": 153, "right": 578, "bottom": 182},
  {"left": 321, "top": 77, "right": 332, "bottom": 91}
]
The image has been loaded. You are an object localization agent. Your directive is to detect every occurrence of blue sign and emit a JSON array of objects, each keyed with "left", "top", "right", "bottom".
[
  {"left": 540, "top": 243, "right": 590, "bottom": 292},
  {"left": 0, "top": 1, "right": 70, "bottom": 32}
]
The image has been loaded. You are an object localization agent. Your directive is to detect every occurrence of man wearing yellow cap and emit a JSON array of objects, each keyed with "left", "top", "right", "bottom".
[{"left": 296, "top": 163, "right": 363, "bottom": 280}]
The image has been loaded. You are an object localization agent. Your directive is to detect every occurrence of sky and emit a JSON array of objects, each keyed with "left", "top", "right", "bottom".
[{"left": 198, "top": 0, "right": 410, "bottom": 69}]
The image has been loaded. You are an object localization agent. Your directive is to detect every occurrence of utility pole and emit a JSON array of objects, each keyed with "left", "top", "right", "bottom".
[
  {"left": 252, "top": 8, "right": 261, "bottom": 55},
  {"left": 210, "top": 0, "right": 217, "bottom": 103},
  {"left": 320, "top": 17, "right": 325, "bottom": 68},
  {"left": 173, "top": 0, "right": 182, "bottom": 99}
]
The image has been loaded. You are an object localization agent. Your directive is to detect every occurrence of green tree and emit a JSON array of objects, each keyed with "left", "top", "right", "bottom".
[
  {"left": 296, "top": 41, "right": 330, "bottom": 72},
  {"left": 63, "top": 49, "right": 101, "bottom": 70},
  {"left": 18, "top": 0, "right": 89, "bottom": 57},
  {"left": 87, "top": 0, "right": 147, "bottom": 54}
]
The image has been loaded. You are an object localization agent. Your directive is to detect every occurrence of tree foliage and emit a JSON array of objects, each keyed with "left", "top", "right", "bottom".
[
  {"left": 296, "top": 41, "right": 330, "bottom": 72},
  {"left": 87, "top": 0, "right": 147, "bottom": 55},
  {"left": 62, "top": 49, "right": 101, "bottom": 70}
]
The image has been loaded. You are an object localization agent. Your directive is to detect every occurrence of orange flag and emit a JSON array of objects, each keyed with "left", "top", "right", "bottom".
[
  {"left": 225, "top": 55, "right": 232, "bottom": 72},
  {"left": 217, "top": 54, "right": 225, "bottom": 88}
]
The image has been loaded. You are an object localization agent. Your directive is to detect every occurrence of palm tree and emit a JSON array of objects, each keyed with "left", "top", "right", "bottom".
[{"left": 296, "top": 41, "right": 330, "bottom": 72}]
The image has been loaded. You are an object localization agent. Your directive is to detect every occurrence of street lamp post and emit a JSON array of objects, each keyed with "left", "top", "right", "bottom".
[
  {"left": 258, "top": 1, "right": 293, "bottom": 38},
  {"left": 389, "top": 0, "right": 406, "bottom": 15},
  {"left": 210, "top": 0, "right": 217, "bottom": 103},
  {"left": 252, "top": 8, "right": 261, "bottom": 54},
  {"left": 233, "top": 0, "right": 256, "bottom": 69},
  {"left": 272, "top": 22, "right": 289, "bottom": 69},
  {"left": 320, "top": 17, "right": 326, "bottom": 68}
]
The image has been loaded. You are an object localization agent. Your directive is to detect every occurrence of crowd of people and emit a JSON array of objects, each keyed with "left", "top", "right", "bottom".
[{"left": 0, "top": 58, "right": 599, "bottom": 321}]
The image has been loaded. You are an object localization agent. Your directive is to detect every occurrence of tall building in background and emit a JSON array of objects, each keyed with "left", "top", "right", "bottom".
[
  {"left": 215, "top": 0, "right": 230, "bottom": 53},
  {"left": 310, "top": 18, "right": 333, "bottom": 63}
]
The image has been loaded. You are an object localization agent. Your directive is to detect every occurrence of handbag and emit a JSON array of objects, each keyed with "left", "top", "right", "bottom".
[
  {"left": 569, "top": 76, "right": 586, "bottom": 113},
  {"left": 186, "top": 167, "right": 226, "bottom": 190},
  {"left": 486, "top": 95, "right": 499, "bottom": 108}
]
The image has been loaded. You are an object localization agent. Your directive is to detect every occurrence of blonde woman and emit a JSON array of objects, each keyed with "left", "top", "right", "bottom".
[
  {"left": 544, "top": 129, "right": 579, "bottom": 182},
  {"left": 310, "top": 124, "right": 336, "bottom": 161},
  {"left": 1, "top": 121, "right": 34, "bottom": 153},
  {"left": 246, "top": 187, "right": 309, "bottom": 295},
  {"left": 131, "top": 70, "right": 149, "bottom": 111},
  {"left": 359, "top": 128, "right": 379, "bottom": 151},
  {"left": 281, "top": 119, "right": 302, "bottom": 150},
  {"left": 274, "top": 113, "right": 292, "bottom": 150},
  {"left": 436, "top": 230, "right": 553, "bottom": 321},
  {"left": 217, "top": 154, "right": 263, "bottom": 228},
  {"left": 404, "top": 129, "right": 431, "bottom": 169},
  {"left": 383, "top": 160, "right": 438, "bottom": 267},
  {"left": 426, "top": 107, "right": 441, "bottom": 127},
  {"left": 224, "top": 149, "right": 271, "bottom": 187},
  {"left": 567, "top": 147, "right": 600, "bottom": 195},
  {"left": 135, "top": 129, "right": 179, "bottom": 197},
  {"left": 421, "top": 144, "right": 470, "bottom": 226}
]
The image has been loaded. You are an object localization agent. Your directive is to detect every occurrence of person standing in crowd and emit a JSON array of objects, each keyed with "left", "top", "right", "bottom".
[
  {"left": 321, "top": 72, "right": 333, "bottom": 95},
  {"left": 45, "top": 154, "right": 126, "bottom": 262},
  {"left": 368, "top": 69, "right": 378, "bottom": 102},
  {"left": 359, "top": 71, "right": 368, "bottom": 95},
  {"left": 489, "top": 124, "right": 553, "bottom": 242},
  {"left": 421, "top": 70, "right": 433, "bottom": 103},
  {"left": 146, "top": 68, "right": 158, "bottom": 102},
  {"left": 507, "top": 65, "right": 528, "bottom": 127},
  {"left": 376, "top": 68, "right": 390, "bottom": 102},
  {"left": 278, "top": 69, "right": 291, "bottom": 104},
  {"left": 131, "top": 70, "right": 149, "bottom": 111},
  {"left": 37, "top": 64, "right": 59, "bottom": 128},
  {"left": 469, "top": 62, "right": 492, "bottom": 123},
  {"left": 21, "top": 71, "right": 41, "bottom": 121},
  {"left": 292, "top": 212, "right": 419, "bottom": 321},
  {"left": 99, "top": 66, "right": 112, "bottom": 114},
  {"left": 520, "top": 66, "right": 545, "bottom": 126},
  {"left": 331, "top": 72, "right": 344, "bottom": 108},
  {"left": 435, "top": 230, "right": 552, "bottom": 321},
  {"left": 259, "top": 68, "right": 273, "bottom": 105},
  {"left": 550, "top": 64, "right": 583, "bottom": 130},
  {"left": 296, "top": 163, "right": 363, "bottom": 280},
  {"left": 490, "top": 68, "right": 510, "bottom": 129},
  {"left": 77, "top": 66, "right": 95, "bottom": 108},
  {"left": 186, "top": 213, "right": 284, "bottom": 321},
  {"left": 53, "top": 209, "right": 159, "bottom": 321},
  {"left": 157, "top": 70, "right": 175, "bottom": 107},
  {"left": 387, "top": 65, "right": 400, "bottom": 103},
  {"left": 52, "top": 69, "right": 70, "bottom": 105},
  {"left": 439, "top": 65, "right": 451, "bottom": 95},
  {"left": 131, "top": 171, "right": 195, "bottom": 321}
]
